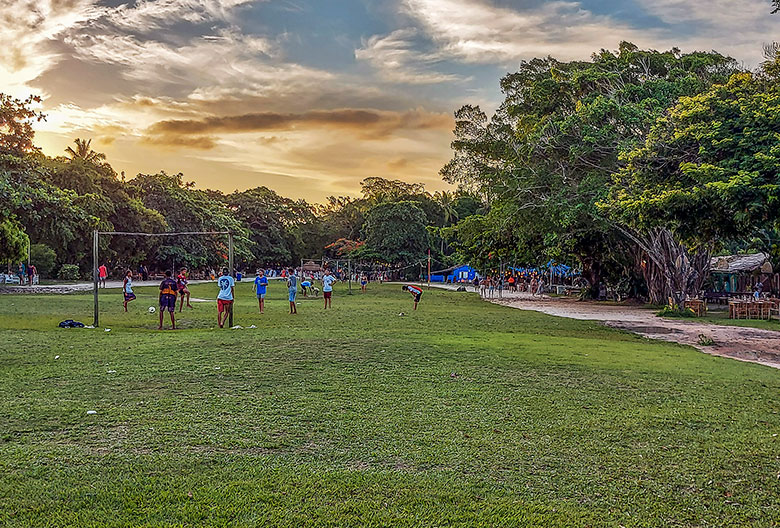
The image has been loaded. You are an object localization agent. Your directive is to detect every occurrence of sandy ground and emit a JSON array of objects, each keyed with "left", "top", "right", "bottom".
[{"left": 487, "top": 291, "right": 780, "bottom": 369}]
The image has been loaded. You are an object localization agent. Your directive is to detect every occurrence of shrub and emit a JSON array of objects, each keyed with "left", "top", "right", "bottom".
[
  {"left": 657, "top": 306, "right": 697, "bottom": 318},
  {"left": 30, "top": 244, "right": 56, "bottom": 277},
  {"left": 57, "top": 264, "right": 81, "bottom": 281}
]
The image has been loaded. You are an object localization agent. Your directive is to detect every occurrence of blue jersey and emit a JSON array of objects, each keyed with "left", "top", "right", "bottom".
[{"left": 254, "top": 275, "right": 268, "bottom": 294}]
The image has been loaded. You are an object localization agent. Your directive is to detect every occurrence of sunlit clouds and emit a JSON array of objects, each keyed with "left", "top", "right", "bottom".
[{"left": 2, "top": 0, "right": 778, "bottom": 200}]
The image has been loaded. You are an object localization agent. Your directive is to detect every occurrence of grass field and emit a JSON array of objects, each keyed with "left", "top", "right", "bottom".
[{"left": 1, "top": 282, "right": 778, "bottom": 527}]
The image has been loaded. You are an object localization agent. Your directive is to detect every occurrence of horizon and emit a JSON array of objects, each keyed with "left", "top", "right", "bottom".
[{"left": 4, "top": 0, "right": 779, "bottom": 201}]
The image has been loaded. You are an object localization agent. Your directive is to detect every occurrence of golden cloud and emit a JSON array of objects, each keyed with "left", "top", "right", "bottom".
[{"left": 145, "top": 108, "right": 453, "bottom": 144}]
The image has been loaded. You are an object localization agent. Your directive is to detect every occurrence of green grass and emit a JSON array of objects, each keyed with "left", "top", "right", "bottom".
[
  {"left": 695, "top": 310, "right": 780, "bottom": 331},
  {"left": 1, "top": 283, "right": 779, "bottom": 527}
]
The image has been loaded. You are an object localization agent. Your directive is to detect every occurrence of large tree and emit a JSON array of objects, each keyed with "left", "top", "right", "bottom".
[
  {"left": 361, "top": 201, "right": 430, "bottom": 265},
  {"left": 442, "top": 43, "right": 739, "bottom": 294},
  {"left": 603, "top": 62, "right": 780, "bottom": 305}
]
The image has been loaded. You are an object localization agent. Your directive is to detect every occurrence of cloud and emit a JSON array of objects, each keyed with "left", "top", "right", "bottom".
[
  {"left": 141, "top": 135, "right": 217, "bottom": 150},
  {"left": 401, "top": 0, "right": 778, "bottom": 67},
  {"left": 0, "top": 0, "right": 101, "bottom": 96},
  {"left": 637, "top": 0, "right": 779, "bottom": 66},
  {"left": 400, "top": 0, "right": 660, "bottom": 64},
  {"left": 356, "top": 28, "right": 463, "bottom": 84},
  {"left": 145, "top": 108, "right": 453, "bottom": 142}
]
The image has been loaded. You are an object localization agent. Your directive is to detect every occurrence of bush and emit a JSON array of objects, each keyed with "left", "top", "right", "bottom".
[
  {"left": 657, "top": 306, "right": 697, "bottom": 318},
  {"left": 30, "top": 244, "right": 56, "bottom": 277},
  {"left": 57, "top": 264, "right": 81, "bottom": 281}
]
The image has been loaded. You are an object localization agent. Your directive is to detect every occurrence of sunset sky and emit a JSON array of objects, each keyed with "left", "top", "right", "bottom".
[{"left": 3, "top": 0, "right": 778, "bottom": 201}]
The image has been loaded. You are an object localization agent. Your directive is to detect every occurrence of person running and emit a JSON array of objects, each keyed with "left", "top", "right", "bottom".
[
  {"left": 177, "top": 267, "right": 193, "bottom": 312},
  {"left": 122, "top": 269, "right": 136, "bottom": 312},
  {"left": 287, "top": 269, "right": 298, "bottom": 314},
  {"left": 402, "top": 284, "right": 423, "bottom": 310},
  {"left": 322, "top": 269, "right": 336, "bottom": 309},
  {"left": 217, "top": 268, "right": 235, "bottom": 328},
  {"left": 253, "top": 269, "right": 268, "bottom": 314},
  {"left": 158, "top": 270, "right": 177, "bottom": 330},
  {"left": 360, "top": 274, "right": 367, "bottom": 292},
  {"left": 98, "top": 263, "right": 108, "bottom": 288}
]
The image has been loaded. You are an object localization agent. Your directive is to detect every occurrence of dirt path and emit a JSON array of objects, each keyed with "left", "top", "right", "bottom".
[{"left": 488, "top": 292, "right": 780, "bottom": 369}]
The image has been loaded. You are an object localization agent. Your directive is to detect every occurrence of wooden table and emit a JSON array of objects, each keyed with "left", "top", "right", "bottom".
[{"left": 685, "top": 299, "right": 706, "bottom": 317}]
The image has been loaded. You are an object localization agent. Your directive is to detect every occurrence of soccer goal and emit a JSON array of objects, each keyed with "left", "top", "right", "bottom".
[{"left": 91, "top": 230, "right": 234, "bottom": 327}]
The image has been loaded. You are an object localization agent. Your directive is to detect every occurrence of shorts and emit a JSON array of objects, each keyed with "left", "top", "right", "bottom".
[
  {"left": 361, "top": 281, "right": 367, "bottom": 286},
  {"left": 414, "top": 293, "right": 422, "bottom": 303},
  {"left": 179, "top": 288, "right": 189, "bottom": 296},
  {"left": 218, "top": 299, "right": 233, "bottom": 313},
  {"left": 288, "top": 288, "right": 297, "bottom": 302},
  {"left": 323, "top": 291, "right": 332, "bottom": 299},
  {"left": 160, "top": 295, "right": 176, "bottom": 312},
  {"left": 124, "top": 292, "right": 136, "bottom": 302},
  {"left": 257, "top": 292, "right": 266, "bottom": 299}
]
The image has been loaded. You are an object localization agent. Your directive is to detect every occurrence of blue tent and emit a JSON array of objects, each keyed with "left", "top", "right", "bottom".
[{"left": 447, "top": 265, "right": 479, "bottom": 283}]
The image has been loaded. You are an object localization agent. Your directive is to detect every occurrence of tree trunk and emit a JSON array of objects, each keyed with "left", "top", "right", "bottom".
[{"left": 620, "top": 227, "right": 711, "bottom": 309}]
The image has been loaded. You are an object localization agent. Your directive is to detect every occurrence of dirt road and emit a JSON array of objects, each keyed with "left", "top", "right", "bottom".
[{"left": 489, "top": 292, "right": 780, "bottom": 369}]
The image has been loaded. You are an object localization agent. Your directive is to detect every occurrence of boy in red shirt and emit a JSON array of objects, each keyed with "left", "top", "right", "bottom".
[{"left": 402, "top": 284, "right": 423, "bottom": 310}]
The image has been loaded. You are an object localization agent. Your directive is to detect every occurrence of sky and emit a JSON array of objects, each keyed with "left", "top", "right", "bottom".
[{"left": 2, "top": 0, "right": 778, "bottom": 201}]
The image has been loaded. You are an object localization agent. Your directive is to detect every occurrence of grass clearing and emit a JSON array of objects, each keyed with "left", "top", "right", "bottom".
[{"left": 1, "top": 283, "right": 779, "bottom": 527}]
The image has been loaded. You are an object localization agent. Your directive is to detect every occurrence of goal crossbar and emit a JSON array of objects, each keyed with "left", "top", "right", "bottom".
[{"left": 92, "top": 230, "right": 234, "bottom": 327}]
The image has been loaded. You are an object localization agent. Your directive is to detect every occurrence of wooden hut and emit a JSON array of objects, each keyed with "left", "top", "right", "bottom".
[{"left": 709, "top": 253, "right": 777, "bottom": 298}]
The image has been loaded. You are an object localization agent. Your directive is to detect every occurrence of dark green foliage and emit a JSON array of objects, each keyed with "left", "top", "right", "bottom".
[
  {"left": 362, "top": 201, "right": 430, "bottom": 264},
  {"left": 56, "top": 264, "right": 80, "bottom": 280},
  {"left": 604, "top": 71, "right": 780, "bottom": 247},
  {"left": 29, "top": 244, "right": 56, "bottom": 277}
]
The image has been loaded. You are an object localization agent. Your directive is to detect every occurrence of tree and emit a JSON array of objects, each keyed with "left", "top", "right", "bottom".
[
  {"left": 441, "top": 43, "right": 739, "bottom": 295},
  {"left": 603, "top": 69, "right": 780, "bottom": 305},
  {"left": 224, "top": 187, "right": 315, "bottom": 266},
  {"left": 128, "top": 172, "right": 251, "bottom": 269},
  {"left": 30, "top": 243, "right": 56, "bottom": 277},
  {"left": 64, "top": 138, "right": 106, "bottom": 165},
  {"left": 0, "top": 94, "right": 44, "bottom": 156},
  {"left": 362, "top": 201, "right": 430, "bottom": 265}
]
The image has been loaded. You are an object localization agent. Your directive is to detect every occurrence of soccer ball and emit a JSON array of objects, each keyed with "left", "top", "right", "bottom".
[{"left": 148, "top": 306, "right": 156, "bottom": 314}]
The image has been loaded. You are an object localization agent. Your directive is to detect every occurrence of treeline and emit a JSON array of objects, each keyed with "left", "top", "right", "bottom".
[
  {"left": 441, "top": 42, "right": 780, "bottom": 303},
  {"left": 0, "top": 101, "right": 480, "bottom": 278}
]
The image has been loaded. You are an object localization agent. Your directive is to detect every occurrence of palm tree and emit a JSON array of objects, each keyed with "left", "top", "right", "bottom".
[
  {"left": 435, "top": 190, "right": 459, "bottom": 254},
  {"left": 435, "top": 190, "right": 459, "bottom": 226},
  {"left": 65, "top": 138, "right": 106, "bottom": 164}
]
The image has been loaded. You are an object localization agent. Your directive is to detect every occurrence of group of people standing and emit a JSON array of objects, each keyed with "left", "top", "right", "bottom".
[
  {"left": 477, "top": 274, "right": 546, "bottom": 298},
  {"left": 8, "top": 263, "right": 37, "bottom": 286}
]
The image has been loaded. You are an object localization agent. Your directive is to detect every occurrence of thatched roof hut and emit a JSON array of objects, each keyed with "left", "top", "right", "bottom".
[{"left": 710, "top": 253, "right": 773, "bottom": 274}]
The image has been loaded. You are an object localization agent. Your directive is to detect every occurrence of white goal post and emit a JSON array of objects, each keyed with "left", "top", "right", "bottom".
[{"left": 92, "top": 230, "right": 234, "bottom": 327}]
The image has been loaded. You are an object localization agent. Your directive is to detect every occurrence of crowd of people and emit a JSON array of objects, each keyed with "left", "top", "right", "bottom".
[{"left": 476, "top": 272, "right": 547, "bottom": 298}]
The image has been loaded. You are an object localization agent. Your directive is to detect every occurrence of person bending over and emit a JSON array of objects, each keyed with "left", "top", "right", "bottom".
[{"left": 402, "top": 284, "right": 423, "bottom": 310}]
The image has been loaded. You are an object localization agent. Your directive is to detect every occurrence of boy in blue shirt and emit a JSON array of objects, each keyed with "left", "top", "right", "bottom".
[
  {"left": 287, "top": 270, "right": 298, "bottom": 315},
  {"left": 253, "top": 269, "right": 268, "bottom": 314},
  {"left": 322, "top": 269, "right": 336, "bottom": 309}
]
